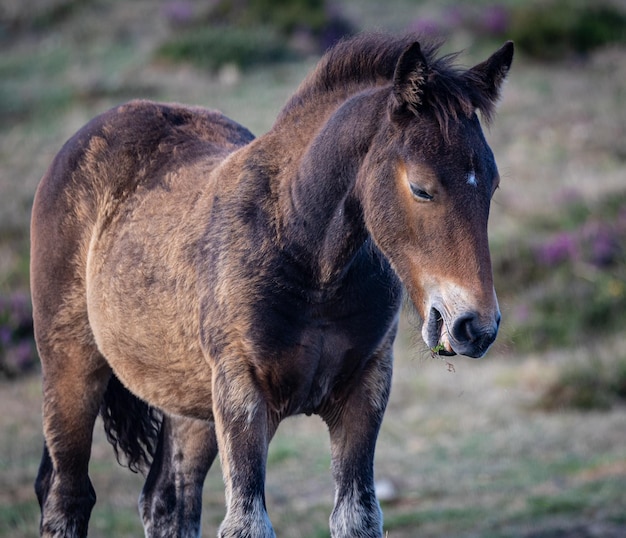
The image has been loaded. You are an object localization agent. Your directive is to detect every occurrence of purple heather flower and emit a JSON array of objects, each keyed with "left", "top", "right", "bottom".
[
  {"left": 10, "top": 291, "right": 29, "bottom": 320},
  {"left": 162, "top": 1, "right": 195, "bottom": 27},
  {"left": 582, "top": 221, "right": 620, "bottom": 267},
  {"left": 0, "top": 326, "right": 11, "bottom": 346},
  {"left": 536, "top": 231, "right": 579, "bottom": 266},
  {"left": 409, "top": 17, "right": 445, "bottom": 38},
  {"left": 555, "top": 187, "right": 583, "bottom": 206},
  {"left": 480, "top": 5, "right": 510, "bottom": 36},
  {"left": 443, "top": 5, "right": 466, "bottom": 29},
  {"left": 7, "top": 340, "right": 37, "bottom": 372}
]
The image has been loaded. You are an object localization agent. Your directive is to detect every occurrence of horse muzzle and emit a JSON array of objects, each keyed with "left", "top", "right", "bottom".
[{"left": 424, "top": 306, "right": 501, "bottom": 359}]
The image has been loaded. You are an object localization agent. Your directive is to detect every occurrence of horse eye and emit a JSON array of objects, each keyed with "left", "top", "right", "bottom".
[{"left": 409, "top": 183, "right": 433, "bottom": 201}]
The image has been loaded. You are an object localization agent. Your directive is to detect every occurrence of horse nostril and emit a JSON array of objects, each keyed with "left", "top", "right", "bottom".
[
  {"left": 450, "top": 312, "right": 500, "bottom": 358},
  {"left": 452, "top": 313, "right": 478, "bottom": 344}
]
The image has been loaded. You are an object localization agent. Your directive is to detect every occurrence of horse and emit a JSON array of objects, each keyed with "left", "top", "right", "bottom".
[{"left": 30, "top": 33, "right": 513, "bottom": 537}]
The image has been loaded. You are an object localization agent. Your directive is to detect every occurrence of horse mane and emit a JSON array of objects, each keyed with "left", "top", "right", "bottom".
[{"left": 278, "top": 33, "right": 499, "bottom": 132}]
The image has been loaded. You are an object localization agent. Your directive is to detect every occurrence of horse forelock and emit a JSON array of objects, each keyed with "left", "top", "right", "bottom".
[{"left": 279, "top": 33, "right": 497, "bottom": 134}]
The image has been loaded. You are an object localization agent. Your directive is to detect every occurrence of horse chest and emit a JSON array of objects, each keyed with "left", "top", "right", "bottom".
[
  {"left": 287, "top": 316, "right": 394, "bottom": 415},
  {"left": 243, "top": 267, "right": 403, "bottom": 416}
]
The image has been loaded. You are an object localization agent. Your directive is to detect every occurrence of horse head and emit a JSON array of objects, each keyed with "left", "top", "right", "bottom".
[{"left": 360, "top": 41, "right": 513, "bottom": 358}]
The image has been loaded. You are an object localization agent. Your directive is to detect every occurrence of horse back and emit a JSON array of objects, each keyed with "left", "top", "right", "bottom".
[{"left": 32, "top": 99, "right": 253, "bottom": 287}]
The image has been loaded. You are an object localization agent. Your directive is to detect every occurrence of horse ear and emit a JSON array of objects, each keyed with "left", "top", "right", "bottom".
[
  {"left": 466, "top": 41, "right": 514, "bottom": 104},
  {"left": 392, "top": 41, "right": 429, "bottom": 116}
]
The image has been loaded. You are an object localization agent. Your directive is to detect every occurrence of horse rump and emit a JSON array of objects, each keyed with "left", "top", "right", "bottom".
[{"left": 99, "top": 374, "right": 162, "bottom": 474}]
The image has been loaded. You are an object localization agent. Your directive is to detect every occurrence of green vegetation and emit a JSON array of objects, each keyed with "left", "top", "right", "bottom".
[
  {"left": 509, "top": 0, "right": 626, "bottom": 60},
  {"left": 0, "top": 501, "right": 40, "bottom": 536},
  {"left": 156, "top": 0, "right": 353, "bottom": 71},
  {"left": 491, "top": 190, "right": 626, "bottom": 411},
  {"left": 537, "top": 356, "right": 626, "bottom": 411},
  {"left": 494, "top": 191, "right": 626, "bottom": 352},
  {"left": 157, "top": 26, "right": 293, "bottom": 71},
  {"left": 207, "top": 0, "right": 331, "bottom": 36},
  {"left": 430, "top": 342, "right": 446, "bottom": 355}
]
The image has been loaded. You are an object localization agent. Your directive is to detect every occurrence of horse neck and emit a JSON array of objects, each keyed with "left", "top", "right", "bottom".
[{"left": 276, "top": 88, "right": 388, "bottom": 283}]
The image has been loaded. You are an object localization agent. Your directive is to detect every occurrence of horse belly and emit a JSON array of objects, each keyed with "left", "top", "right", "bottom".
[{"left": 86, "top": 220, "right": 214, "bottom": 419}]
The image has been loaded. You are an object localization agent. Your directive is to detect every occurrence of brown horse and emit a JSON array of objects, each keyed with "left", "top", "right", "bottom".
[{"left": 31, "top": 34, "right": 513, "bottom": 537}]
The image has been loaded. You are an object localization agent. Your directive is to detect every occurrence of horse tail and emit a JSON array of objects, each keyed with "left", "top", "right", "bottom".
[{"left": 99, "top": 374, "right": 162, "bottom": 474}]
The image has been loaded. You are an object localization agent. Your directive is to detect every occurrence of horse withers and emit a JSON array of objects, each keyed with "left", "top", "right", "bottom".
[{"left": 31, "top": 34, "right": 513, "bottom": 537}]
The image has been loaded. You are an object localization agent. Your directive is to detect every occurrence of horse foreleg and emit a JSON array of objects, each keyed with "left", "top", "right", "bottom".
[
  {"left": 323, "top": 348, "right": 393, "bottom": 538},
  {"left": 212, "top": 360, "right": 277, "bottom": 538},
  {"left": 35, "top": 341, "right": 110, "bottom": 538},
  {"left": 139, "top": 414, "right": 217, "bottom": 538}
]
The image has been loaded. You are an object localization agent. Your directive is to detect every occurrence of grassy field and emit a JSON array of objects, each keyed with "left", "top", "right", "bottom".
[{"left": 1, "top": 0, "right": 626, "bottom": 536}]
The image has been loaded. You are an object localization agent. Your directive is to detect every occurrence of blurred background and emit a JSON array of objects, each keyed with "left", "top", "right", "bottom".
[{"left": 1, "top": 0, "right": 625, "bottom": 536}]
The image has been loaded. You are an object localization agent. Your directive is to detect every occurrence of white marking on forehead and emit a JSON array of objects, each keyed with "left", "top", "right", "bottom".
[{"left": 467, "top": 170, "right": 477, "bottom": 187}]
